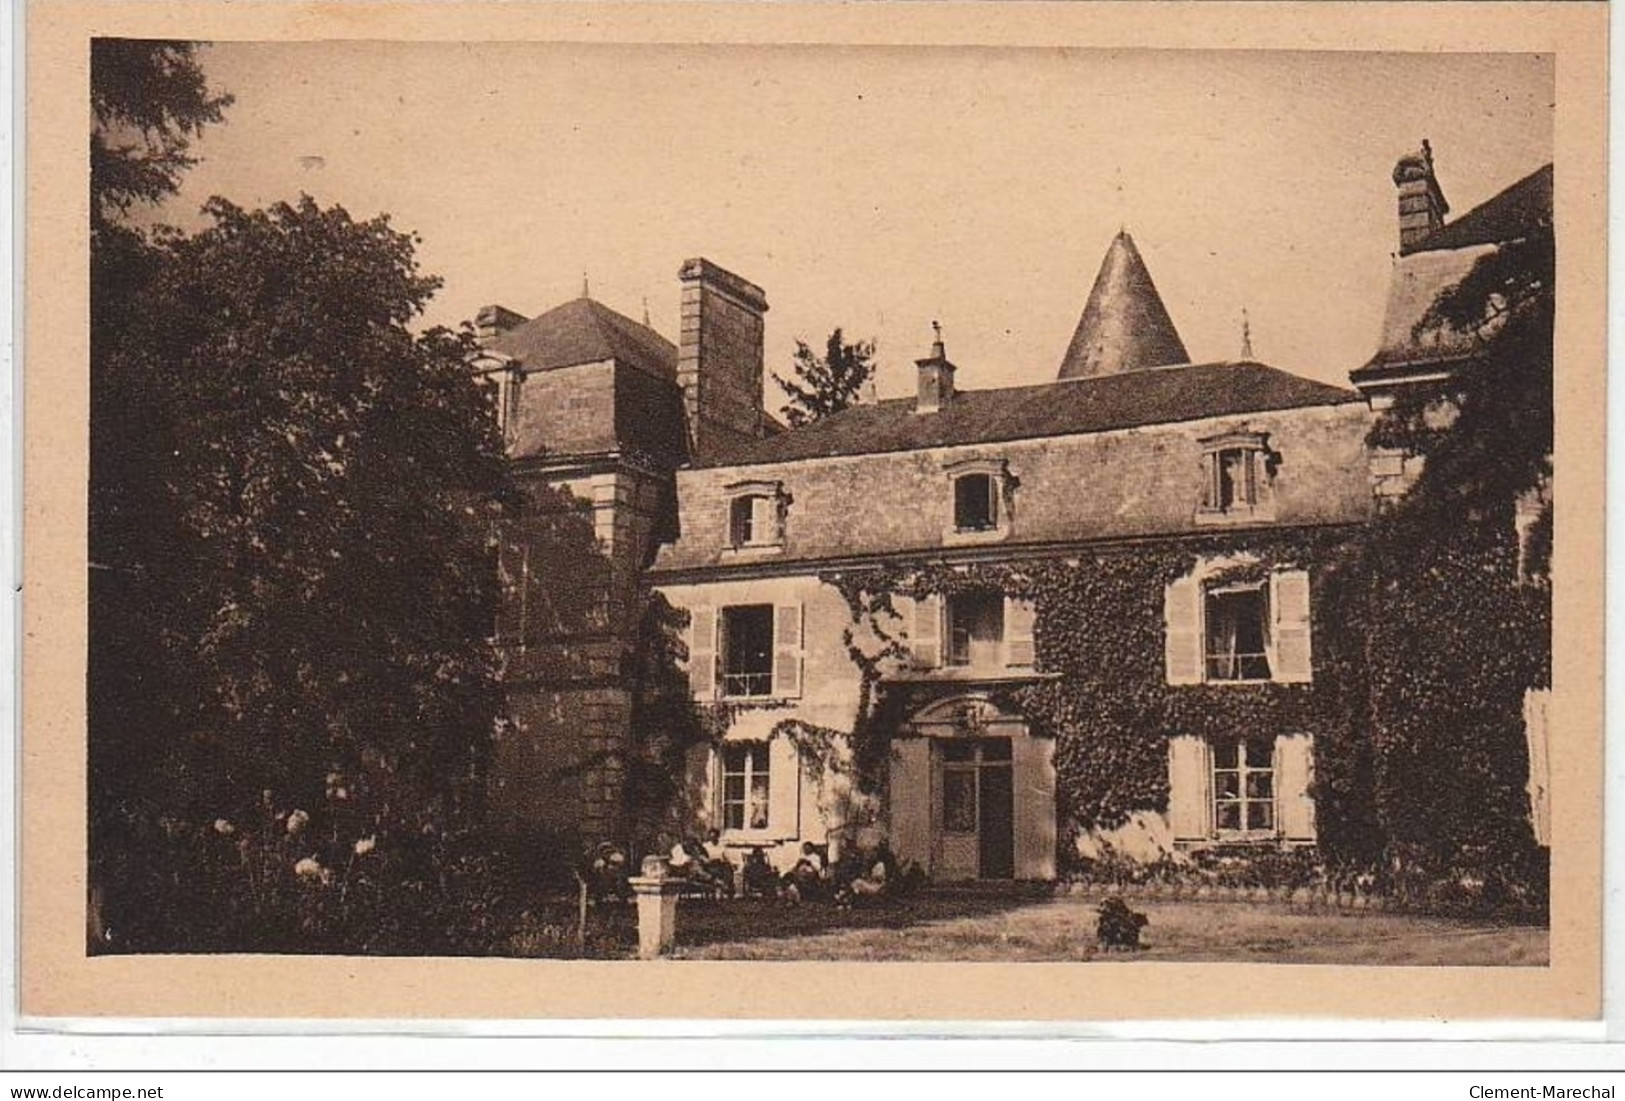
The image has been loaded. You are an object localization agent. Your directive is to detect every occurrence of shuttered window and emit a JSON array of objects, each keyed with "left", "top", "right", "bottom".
[
  {"left": 720, "top": 605, "right": 774, "bottom": 698},
  {"left": 1169, "top": 733, "right": 1317, "bottom": 844},
  {"left": 696, "top": 602, "right": 804, "bottom": 700},
  {"left": 728, "top": 494, "right": 783, "bottom": 548},
  {"left": 1165, "top": 566, "right": 1313, "bottom": 686},
  {"left": 1213, "top": 736, "right": 1275, "bottom": 834},
  {"left": 720, "top": 742, "right": 770, "bottom": 830}
]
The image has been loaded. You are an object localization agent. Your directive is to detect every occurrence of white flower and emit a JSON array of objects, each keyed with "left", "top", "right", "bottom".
[
  {"left": 293, "top": 856, "right": 330, "bottom": 883},
  {"left": 286, "top": 809, "right": 310, "bottom": 835},
  {"left": 212, "top": 818, "right": 235, "bottom": 835},
  {"left": 353, "top": 835, "right": 376, "bottom": 856}
]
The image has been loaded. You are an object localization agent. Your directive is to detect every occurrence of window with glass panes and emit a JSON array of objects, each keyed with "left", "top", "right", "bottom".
[
  {"left": 946, "top": 592, "right": 1005, "bottom": 667},
  {"left": 1213, "top": 736, "right": 1275, "bottom": 834},
  {"left": 720, "top": 604, "right": 775, "bottom": 698},
  {"left": 720, "top": 742, "right": 770, "bottom": 831},
  {"left": 939, "top": 739, "right": 1012, "bottom": 833},
  {"left": 1204, "top": 583, "right": 1271, "bottom": 681},
  {"left": 953, "top": 472, "right": 998, "bottom": 532},
  {"left": 728, "top": 494, "right": 780, "bottom": 548}
]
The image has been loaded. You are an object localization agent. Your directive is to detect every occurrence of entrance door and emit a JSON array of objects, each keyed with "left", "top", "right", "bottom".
[
  {"left": 936, "top": 738, "right": 1015, "bottom": 880},
  {"left": 978, "top": 759, "right": 1015, "bottom": 879}
]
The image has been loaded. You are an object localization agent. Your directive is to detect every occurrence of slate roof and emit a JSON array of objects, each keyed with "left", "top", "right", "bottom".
[
  {"left": 1403, "top": 164, "right": 1552, "bottom": 256},
  {"left": 696, "top": 361, "right": 1359, "bottom": 468},
  {"left": 486, "top": 296, "right": 679, "bottom": 381},
  {"left": 1058, "top": 230, "right": 1191, "bottom": 379}
]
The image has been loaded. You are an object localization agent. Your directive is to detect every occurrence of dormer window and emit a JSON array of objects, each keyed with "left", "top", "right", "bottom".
[
  {"left": 1197, "top": 432, "right": 1275, "bottom": 524},
  {"left": 954, "top": 473, "right": 997, "bottom": 532},
  {"left": 729, "top": 495, "right": 773, "bottom": 547},
  {"left": 724, "top": 481, "right": 788, "bottom": 553},
  {"left": 944, "top": 459, "right": 1015, "bottom": 544}
]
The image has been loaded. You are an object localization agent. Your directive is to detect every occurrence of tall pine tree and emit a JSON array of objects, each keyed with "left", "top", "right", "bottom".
[{"left": 772, "top": 328, "right": 876, "bottom": 426}]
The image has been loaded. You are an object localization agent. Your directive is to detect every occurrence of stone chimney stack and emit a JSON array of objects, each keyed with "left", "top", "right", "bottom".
[
  {"left": 677, "top": 258, "right": 769, "bottom": 460},
  {"left": 915, "top": 321, "right": 956, "bottom": 415},
  {"left": 474, "top": 304, "right": 528, "bottom": 347},
  {"left": 1393, "top": 140, "right": 1450, "bottom": 253}
]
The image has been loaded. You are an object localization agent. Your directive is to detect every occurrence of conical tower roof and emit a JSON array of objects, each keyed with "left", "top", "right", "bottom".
[{"left": 1058, "top": 230, "right": 1191, "bottom": 380}]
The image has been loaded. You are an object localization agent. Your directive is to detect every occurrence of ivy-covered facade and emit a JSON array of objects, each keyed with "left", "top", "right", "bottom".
[
  {"left": 481, "top": 147, "right": 1553, "bottom": 893},
  {"left": 645, "top": 151, "right": 1552, "bottom": 885}
]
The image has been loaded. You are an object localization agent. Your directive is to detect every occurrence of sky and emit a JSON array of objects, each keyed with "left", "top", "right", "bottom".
[{"left": 158, "top": 43, "right": 1553, "bottom": 398}]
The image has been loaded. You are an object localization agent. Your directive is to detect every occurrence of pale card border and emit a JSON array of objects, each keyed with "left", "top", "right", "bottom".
[{"left": 15, "top": 1, "right": 1610, "bottom": 1028}]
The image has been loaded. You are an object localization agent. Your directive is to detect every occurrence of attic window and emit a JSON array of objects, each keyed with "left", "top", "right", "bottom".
[
  {"left": 1196, "top": 432, "right": 1275, "bottom": 524},
  {"left": 943, "top": 459, "right": 1015, "bottom": 545},
  {"left": 954, "top": 473, "right": 997, "bottom": 532},
  {"left": 724, "top": 481, "right": 787, "bottom": 552}
]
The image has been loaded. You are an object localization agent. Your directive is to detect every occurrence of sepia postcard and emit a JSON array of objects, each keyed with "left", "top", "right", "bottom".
[{"left": 18, "top": 1, "right": 1609, "bottom": 1025}]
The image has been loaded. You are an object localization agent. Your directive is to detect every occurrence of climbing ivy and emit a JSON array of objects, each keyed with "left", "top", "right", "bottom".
[
  {"left": 822, "top": 528, "right": 1370, "bottom": 856},
  {"left": 817, "top": 514, "right": 1545, "bottom": 894}
]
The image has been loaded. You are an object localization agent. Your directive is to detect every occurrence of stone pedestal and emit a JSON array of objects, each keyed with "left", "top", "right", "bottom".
[{"left": 629, "top": 858, "right": 684, "bottom": 959}]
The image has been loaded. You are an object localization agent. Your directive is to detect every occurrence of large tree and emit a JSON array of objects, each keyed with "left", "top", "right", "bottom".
[
  {"left": 92, "top": 196, "right": 515, "bottom": 950},
  {"left": 91, "top": 40, "right": 232, "bottom": 226},
  {"left": 771, "top": 328, "right": 876, "bottom": 427},
  {"left": 89, "top": 44, "right": 520, "bottom": 950}
]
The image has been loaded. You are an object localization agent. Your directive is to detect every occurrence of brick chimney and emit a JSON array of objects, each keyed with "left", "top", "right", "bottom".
[
  {"left": 1393, "top": 140, "right": 1450, "bottom": 253},
  {"left": 474, "top": 304, "right": 528, "bottom": 347},
  {"left": 677, "top": 258, "right": 769, "bottom": 460},
  {"left": 915, "top": 321, "right": 956, "bottom": 414}
]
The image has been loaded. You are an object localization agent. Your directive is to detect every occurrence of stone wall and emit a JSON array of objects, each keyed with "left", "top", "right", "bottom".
[
  {"left": 489, "top": 682, "right": 631, "bottom": 841},
  {"left": 510, "top": 360, "right": 618, "bottom": 459},
  {"left": 658, "top": 401, "right": 1377, "bottom": 572}
]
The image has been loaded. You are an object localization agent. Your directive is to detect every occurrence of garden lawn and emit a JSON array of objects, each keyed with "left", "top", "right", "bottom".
[{"left": 669, "top": 894, "right": 1548, "bottom": 966}]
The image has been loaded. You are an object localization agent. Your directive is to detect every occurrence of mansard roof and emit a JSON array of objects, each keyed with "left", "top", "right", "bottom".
[
  {"left": 695, "top": 361, "right": 1358, "bottom": 469},
  {"left": 1354, "top": 163, "right": 1552, "bottom": 385},
  {"left": 1057, "top": 230, "right": 1191, "bottom": 380},
  {"left": 486, "top": 296, "right": 678, "bottom": 381}
]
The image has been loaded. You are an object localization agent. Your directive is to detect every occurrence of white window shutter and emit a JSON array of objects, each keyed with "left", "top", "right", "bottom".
[
  {"left": 1164, "top": 575, "right": 1203, "bottom": 685},
  {"left": 688, "top": 605, "right": 716, "bottom": 699},
  {"left": 772, "top": 603, "right": 804, "bottom": 698},
  {"left": 752, "top": 495, "right": 777, "bottom": 543},
  {"left": 767, "top": 734, "right": 802, "bottom": 840},
  {"left": 1524, "top": 688, "right": 1551, "bottom": 846},
  {"left": 1005, "top": 597, "right": 1037, "bottom": 668},
  {"left": 1274, "top": 733, "right": 1316, "bottom": 841},
  {"left": 1270, "top": 569, "right": 1313, "bottom": 683},
  {"left": 888, "top": 738, "right": 932, "bottom": 870},
  {"left": 911, "top": 595, "right": 942, "bottom": 668},
  {"left": 1012, "top": 734, "right": 1057, "bottom": 879},
  {"left": 1167, "top": 735, "right": 1212, "bottom": 841}
]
